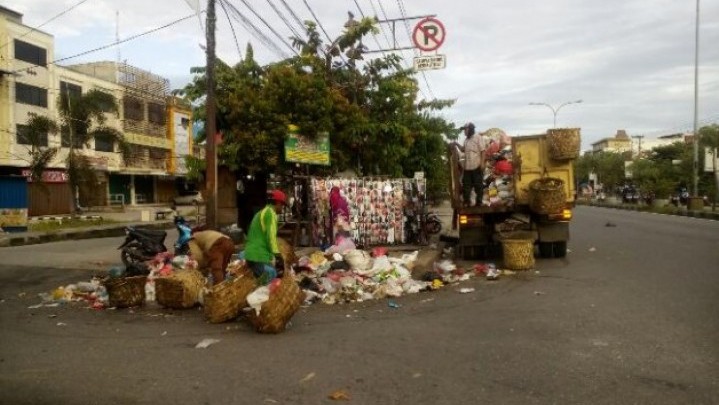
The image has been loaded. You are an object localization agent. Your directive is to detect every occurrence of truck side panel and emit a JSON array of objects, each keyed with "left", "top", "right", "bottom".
[{"left": 512, "top": 135, "right": 575, "bottom": 207}]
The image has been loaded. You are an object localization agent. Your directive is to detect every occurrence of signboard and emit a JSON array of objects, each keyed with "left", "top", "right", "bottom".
[
  {"left": 21, "top": 169, "right": 68, "bottom": 183},
  {"left": 413, "top": 54, "right": 446, "bottom": 71},
  {"left": 412, "top": 17, "right": 446, "bottom": 52},
  {"left": 173, "top": 111, "right": 192, "bottom": 174},
  {"left": 284, "top": 127, "right": 330, "bottom": 166},
  {"left": 126, "top": 132, "right": 172, "bottom": 149},
  {"left": 705, "top": 147, "right": 716, "bottom": 172}
]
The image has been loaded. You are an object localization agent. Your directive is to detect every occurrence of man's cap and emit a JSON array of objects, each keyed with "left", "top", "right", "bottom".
[{"left": 269, "top": 189, "right": 287, "bottom": 205}]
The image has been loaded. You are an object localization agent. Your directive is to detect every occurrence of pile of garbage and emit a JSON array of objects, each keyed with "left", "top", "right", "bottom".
[
  {"left": 480, "top": 128, "right": 515, "bottom": 208},
  {"left": 291, "top": 247, "right": 501, "bottom": 305}
]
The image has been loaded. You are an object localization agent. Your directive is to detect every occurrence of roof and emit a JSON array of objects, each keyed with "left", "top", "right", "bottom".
[{"left": 0, "top": 5, "right": 23, "bottom": 21}]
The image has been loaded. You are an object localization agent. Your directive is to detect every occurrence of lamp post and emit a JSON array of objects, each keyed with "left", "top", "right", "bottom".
[
  {"left": 692, "top": 0, "right": 700, "bottom": 198},
  {"left": 529, "top": 99, "right": 583, "bottom": 128}
]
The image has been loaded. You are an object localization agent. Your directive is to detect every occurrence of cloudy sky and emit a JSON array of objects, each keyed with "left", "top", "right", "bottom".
[{"left": 4, "top": 0, "right": 718, "bottom": 149}]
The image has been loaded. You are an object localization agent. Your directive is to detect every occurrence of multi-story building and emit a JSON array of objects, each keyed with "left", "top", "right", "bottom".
[
  {"left": 0, "top": 5, "right": 56, "bottom": 176},
  {"left": 67, "top": 61, "right": 178, "bottom": 206},
  {"left": 1, "top": 6, "right": 193, "bottom": 213},
  {"left": 591, "top": 130, "right": 632, "bottom": 154}
]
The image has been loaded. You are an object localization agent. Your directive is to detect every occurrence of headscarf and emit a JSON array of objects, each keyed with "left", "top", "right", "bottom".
[{"left": 329, "top": 186, "right": 349, "bottom": 220}]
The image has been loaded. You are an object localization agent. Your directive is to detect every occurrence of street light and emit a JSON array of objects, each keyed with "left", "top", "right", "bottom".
[{"left": 529, "top": 99, "right": 583, "bottom": 128}]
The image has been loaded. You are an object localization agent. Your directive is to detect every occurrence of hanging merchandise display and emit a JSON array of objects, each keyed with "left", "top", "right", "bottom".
[{"left": 307, "top": 177, "right": 426, "bottom": 247}]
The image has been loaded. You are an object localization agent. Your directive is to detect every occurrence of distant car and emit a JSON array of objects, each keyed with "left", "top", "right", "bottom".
[{"left": 173, "top": 192, "right": 203, "bottom": 205}]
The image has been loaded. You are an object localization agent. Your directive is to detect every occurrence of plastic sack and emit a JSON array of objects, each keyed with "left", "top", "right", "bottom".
[
  {"left": 371, "top": 247, "right": 388, "bottom": 257},
  {"left": 371, "top": 256, "right": 393, "bottom": 272},
  {"left": 434, "top": 260, "right": 456, "bottom": 273},
  {"left": 344, "top": 249, "right": 371, "bottom": 271},
  {"left": 247, "top": 286, "right": 270, "bottom": 315}
]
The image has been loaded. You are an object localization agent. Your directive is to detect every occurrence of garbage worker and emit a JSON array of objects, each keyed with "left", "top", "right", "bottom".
[
  {"left": 459, "top": 122, "right": 485, "bottom": 207},
  {"left": 243, "top": 190, "right": 287, "bottom": 285},
  {"left": 188, "top": 229, "right": 235, "bottom": 285}
]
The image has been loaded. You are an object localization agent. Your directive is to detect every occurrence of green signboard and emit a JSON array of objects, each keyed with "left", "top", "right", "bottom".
[{"left": 284, "top": 129, "right": 330, "bottom": 166}]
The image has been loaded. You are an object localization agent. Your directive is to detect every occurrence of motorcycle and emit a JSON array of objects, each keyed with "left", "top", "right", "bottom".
[
  {"left": 424, "top": 211, "right": 443, "bottom": 235},
  {"left": 118, "top": 227, "right": 168, "bottom": 268},
  {"left": 118, "top": 216, "right": 194, "bottom": 268}
]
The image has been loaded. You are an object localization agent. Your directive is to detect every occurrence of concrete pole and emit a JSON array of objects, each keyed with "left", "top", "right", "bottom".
[{"left": 205, "top": 0, "right": 218, "bottom": 228}]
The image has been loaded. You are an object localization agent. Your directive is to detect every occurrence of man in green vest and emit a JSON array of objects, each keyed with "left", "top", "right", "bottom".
[{"left": 244, "top": 190, "right": 287, "bottom": 284}]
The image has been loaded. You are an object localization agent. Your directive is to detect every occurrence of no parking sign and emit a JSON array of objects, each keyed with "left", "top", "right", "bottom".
[{"left": 412, "top": 17, "right": 446, "bottom": 52}]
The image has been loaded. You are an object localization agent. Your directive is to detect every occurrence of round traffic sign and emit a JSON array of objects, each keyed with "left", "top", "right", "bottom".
[{"left": 412, "top": 17, "right": 446, "bottom": 52}]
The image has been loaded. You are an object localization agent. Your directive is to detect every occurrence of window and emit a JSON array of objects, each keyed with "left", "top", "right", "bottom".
[
  {"left": 95, "top": 134, "right": 114, "bottom": 152},
  {"left": 16, "top": 82, "right": 48, "bottom": 107},
  {"left": 61, "top": 126, "right": 84, "bottom": 149},
  {"left": 14, "top": 39, "right": 47, "bottom": 66},
  {"left": 16, "top": 124, "right": 48, "bottom": 147},
  {"left": 123, "top": 97, "right": 144, "bottom": 121},
  {"left": 147, "top": 102, "right": 166, "bottom": 125},
  {"left": 60, "top": 81, "right": 82, "bottom": 99}
]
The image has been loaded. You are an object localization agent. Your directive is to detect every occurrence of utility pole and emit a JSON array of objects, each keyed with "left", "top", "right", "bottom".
[
  {"left": 632, "top": 135, "right": 644, "bottom": 158},
  {"left": 205, "top": 0, "right": 218, "bottom": 229}
]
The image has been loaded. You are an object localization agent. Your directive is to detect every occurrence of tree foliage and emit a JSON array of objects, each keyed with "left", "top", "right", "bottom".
[{"left": 178, "top": 15, "right": 455, "bottom": 201}]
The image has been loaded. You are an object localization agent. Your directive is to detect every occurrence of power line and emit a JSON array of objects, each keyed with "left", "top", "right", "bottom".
[
  {"left": 10, "top": 13, "right": 198, "bottom": 75},
  {"left": 279, "top": 0, "right": 307, "bottom": 34},
  {"left": 0, "top": 0, "right": 91, "bottom": 50},
  {"left": 266, "top": 0, "right": 301, "bottom": 40},
  {"left": 353, "top": 0, "right": 386, "bottom": 58},
  {"left": 236, "top": 0, "right": 298, "bottom": 56},
  {"left": 218, "top": 0, "right": 244, "bottom": 60},
  {"left": 367, "top": 0, "right": 393, "bottom": 49},
  {"left": 221, "top": 0, "right": 290, "bottom": 59},
  {"left": 301, "top": 0, "right": 348, "bottom": 65},
  {"left": 396, "top": 0, "right": 435, "bottom": 99}
]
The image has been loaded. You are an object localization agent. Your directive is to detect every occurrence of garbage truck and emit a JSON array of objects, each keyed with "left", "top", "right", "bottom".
[{"left": 447, "top": 129, "right": 578, "bottom": 259}]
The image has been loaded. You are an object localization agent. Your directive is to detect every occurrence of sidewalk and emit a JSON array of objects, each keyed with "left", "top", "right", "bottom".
[{"left": 0, "top": 205, "right": 198, "bottom": 248}]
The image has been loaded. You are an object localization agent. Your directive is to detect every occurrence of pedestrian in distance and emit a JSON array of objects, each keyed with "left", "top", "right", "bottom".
[
  {"left": 243, "top": 190, "right": 287, "bottom": 285},
  {"left": 458, "top": 122, "right": 486, "bottom": 207}
]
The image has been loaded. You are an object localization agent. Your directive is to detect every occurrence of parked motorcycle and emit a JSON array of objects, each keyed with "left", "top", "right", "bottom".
[
  {"left": 118, "top": 227, "right": 168, "bottom": 268},
  {"left": 424, "top": 211, "right": 443, "bottom": 235}
]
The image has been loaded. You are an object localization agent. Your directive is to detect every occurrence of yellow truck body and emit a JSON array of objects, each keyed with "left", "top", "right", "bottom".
[{"left": 512, "top": 133, "right": 575, "bottom": 207}]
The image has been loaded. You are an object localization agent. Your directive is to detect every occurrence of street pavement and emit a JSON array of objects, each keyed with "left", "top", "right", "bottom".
[{"left": 0, "top": 206, "right": 717, "bottom": 404}]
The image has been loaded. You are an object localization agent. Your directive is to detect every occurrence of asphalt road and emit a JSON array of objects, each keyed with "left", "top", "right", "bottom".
[{"left": 0, "top": 206, "right": 717, "bottom": 405}]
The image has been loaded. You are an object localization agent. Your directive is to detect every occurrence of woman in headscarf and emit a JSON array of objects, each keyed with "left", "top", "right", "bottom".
[{"left": 329, "top": 186, "right": 350, "bottom": 243}]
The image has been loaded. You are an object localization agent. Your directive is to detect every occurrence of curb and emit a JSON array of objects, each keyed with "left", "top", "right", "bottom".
[
  {"left": 580, "top": 201, "right": 719, "bottom": 221},
  {"left": 0, "top": 221, "right": 174, "bottom": 248}
]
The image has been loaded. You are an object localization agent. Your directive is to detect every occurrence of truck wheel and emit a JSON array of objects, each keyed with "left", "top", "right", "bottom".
[
  {"left": 538, "top": 242, "right": 553, "bottom": 258},
  {"left": 552, "top": 241, "right": 567, "bottom": 258}
]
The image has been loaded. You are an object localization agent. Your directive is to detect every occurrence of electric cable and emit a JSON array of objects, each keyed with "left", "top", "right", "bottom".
[
  {"left": 218, "top": 0, "right": 244, "bottom": 60},
  {"left": 235, "top": 0, "right": 298, "bottom": 56},
  {"left": 0, "top": 0, "right": 91, "bottom": 50}
]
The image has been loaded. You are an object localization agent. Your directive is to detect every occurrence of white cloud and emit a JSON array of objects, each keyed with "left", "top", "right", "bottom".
[{"left": 2, "top": 0, "right": 717, "bottom": 148}]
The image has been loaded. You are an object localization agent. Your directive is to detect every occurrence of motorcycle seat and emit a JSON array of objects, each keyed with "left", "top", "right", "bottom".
[{"left": 132, "top": 229, "right": 167, "bottom": 243}]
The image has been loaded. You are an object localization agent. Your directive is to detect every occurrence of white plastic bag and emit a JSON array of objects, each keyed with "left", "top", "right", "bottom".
[{"left": 246, "top": 286, "right": 270, "bottom": 315}]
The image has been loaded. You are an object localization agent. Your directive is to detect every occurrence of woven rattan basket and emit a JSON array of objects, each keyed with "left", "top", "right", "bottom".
[
  {"left": 547, "top": 128, "right": 580, "bottom": 160},
  {"left": 500, "top": 231, "right": 535, "bottom": 271},
  {"left": 104, "top": 276, "right": 147, "bottom": 308},
  {"left": 528, "top": 177, "right": 566, "bottom": 214},
  {"left": 155, "top": 269, "right": 205, "bottom": 309},
  {"left": 247, "top": 271, "right": 304, "bottom": 334},
  {"left": 278, "top": 238, "right": 297, "bottom": 265},
  {"left": 203, "top": 267, "right": 257, "bottom": 323}
]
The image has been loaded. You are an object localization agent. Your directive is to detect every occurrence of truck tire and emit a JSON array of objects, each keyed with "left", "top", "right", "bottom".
[
  {"left": 552, "top": 241, "right": 567, "bottom": 258},
  {"left": 538, "top": 242, "right": 553, "bottom": 258}
]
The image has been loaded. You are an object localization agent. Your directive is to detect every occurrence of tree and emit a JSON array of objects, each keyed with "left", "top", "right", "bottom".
[
  {"left": 699, "top": 124, "right": 719, "bottom": 204},
  {"left": 179, "top": 14, "right": 455, "bottom": 201},
  {"left": 574, "top": 151, "right": 626, "bottom": 193},
  {"left": 24, "top": 89, "right": 128, "bottom": 208}
]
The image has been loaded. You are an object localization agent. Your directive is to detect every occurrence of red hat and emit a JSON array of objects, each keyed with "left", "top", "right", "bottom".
[{"left": 269, "top": 189, "right": 287, "bottom": 205}]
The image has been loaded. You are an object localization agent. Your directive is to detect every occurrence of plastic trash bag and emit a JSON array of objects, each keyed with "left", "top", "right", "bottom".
[{"left": 247, "top": 286, "right": 270, "bottom": 315}]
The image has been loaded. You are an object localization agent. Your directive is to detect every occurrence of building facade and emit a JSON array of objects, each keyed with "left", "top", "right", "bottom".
[
  {"left": 1, "top": 6, "right": 193, "bottom": 213},
  {"left": 591, "top": 130, "right": 632, "bottom": 154}
]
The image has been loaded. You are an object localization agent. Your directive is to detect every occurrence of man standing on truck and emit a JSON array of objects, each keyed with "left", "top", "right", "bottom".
[{"left": 459, "top": 122, "right": 486, "bottom": 207}]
